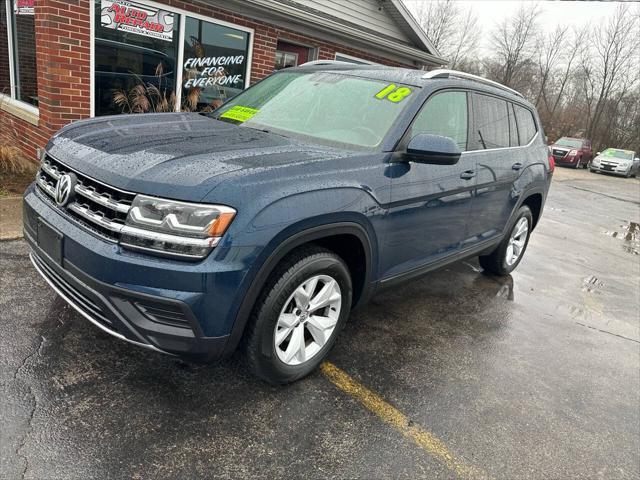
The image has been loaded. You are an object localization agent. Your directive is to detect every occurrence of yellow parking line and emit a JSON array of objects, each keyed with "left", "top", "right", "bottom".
[{"left": 321, "top": 362, "right": 490, "bottom": 480}]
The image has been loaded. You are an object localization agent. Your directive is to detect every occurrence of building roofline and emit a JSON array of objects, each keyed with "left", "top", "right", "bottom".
[
  {"left": 386, "top": 0, "right": 443, "bottom": 60},
  {"left": 202, "top": 0, "right": 447, "bottom": 66}
]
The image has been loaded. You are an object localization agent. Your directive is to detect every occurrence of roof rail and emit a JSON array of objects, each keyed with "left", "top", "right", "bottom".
[
  {"left": 422, "top": 69, "right": 524, "bottom": 98},
  {"left": 299, "top": 60, "right": 357, "bottom": 67}
]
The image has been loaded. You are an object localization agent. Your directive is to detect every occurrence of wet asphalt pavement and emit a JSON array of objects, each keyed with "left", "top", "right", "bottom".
[{"left": 1, "top": 167, "right": 639, "bottom": 479}]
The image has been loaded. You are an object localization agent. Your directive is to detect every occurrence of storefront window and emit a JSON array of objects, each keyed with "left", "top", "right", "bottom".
[
  {"left": 94, "top": 0, "right": 179, "bottom": 116},
  {"left": 93, "top": 1, "right": 252, "bottom": 116},
  {"left": 0, "top": 1, "right": 10, "bottom": 96},
  {"left": 181, "top": 17, "right": 249, "bottom": 112},
  {"left": 1, "top": 0, "right": 38, "bottom": 107}
]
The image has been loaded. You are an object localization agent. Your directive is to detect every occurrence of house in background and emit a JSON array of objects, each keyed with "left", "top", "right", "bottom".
[{"left": 0, "top": 0, "right": 444, "bottom": 161}]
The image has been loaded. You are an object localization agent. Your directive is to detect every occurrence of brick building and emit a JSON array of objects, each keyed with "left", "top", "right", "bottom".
[{"left": 1, "top": 0, "right": 443, "bottom": 162}]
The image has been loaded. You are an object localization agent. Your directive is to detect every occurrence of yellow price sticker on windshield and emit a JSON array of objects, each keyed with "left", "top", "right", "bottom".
[
  {"left": 220, "top": 106, "right": 259, "bottom": 122},
  {"left": 375, "top": 84, "right": 412, "bottom": 103}
]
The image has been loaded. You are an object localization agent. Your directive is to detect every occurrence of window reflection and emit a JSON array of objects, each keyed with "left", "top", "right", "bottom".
[
  {"left": 181, "top": 17, "right": 249, "bottom": 112},
  {"left": 94, "top": 0, "right": 178, "bottom": 116}
]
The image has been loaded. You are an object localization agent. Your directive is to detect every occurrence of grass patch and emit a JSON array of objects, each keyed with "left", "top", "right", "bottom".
[{"left": 0, "top": 141, "right": 37, "bottom": 196}]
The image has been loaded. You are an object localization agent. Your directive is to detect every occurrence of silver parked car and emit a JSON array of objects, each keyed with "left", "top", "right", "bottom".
[{"left": 590, "top": 148, "right": 640, "bottom": 178}]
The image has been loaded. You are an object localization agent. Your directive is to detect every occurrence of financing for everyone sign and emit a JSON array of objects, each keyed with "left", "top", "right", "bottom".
[
  {"left": 14, "top": 0, "right": 35, "bottom": 15},
  {"left": 100, "top": 0, "right": 174, "bottom": 42},
  {"left": 183, "top": 56, "right": 246, "bottom": 89}
]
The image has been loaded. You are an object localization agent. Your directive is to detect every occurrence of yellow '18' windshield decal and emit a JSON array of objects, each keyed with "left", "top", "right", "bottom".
[
  {"left": 220, "top": 106, "right": 260, "bottom": 122},
  {"left": 374, "top": 84, "right": 412, "bottom": 102}
]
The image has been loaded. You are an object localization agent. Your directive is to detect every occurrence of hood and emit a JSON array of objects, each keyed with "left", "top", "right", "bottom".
[{"left": 46, "top": 113, "right": 351, "bottom": 201}]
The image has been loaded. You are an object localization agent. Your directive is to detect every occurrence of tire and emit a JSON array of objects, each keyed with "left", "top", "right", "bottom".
[
  {"left": 243, "top": 246, "right": 352, "bottom": 384},
  {"left": 479, "top": 206, "right": 533, "bottom": 276}
]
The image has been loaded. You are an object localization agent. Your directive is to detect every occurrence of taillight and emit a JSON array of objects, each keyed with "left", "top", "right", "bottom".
[{"left": 548, "top": 155, "right": 555, "bottom": 173}]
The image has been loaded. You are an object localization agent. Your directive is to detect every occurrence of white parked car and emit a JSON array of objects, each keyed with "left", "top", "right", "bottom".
[{"left": 590, "top": 148, "right": 639, "bottom": 178}]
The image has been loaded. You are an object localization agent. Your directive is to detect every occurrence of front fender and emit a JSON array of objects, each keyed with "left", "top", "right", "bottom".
[{"left": 221, "top": 218, "right": 377, "bottom": 356}]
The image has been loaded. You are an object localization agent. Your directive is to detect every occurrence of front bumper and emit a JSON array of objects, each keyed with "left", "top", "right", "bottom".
[
  {"left": 590, "top": 163, "right": 630, "bottom": 175},
  {"left": 23, "top": 184, "right": 257, "bottom": 361},
  {"left": 553, "top": 155, "right": 579, "bottom": 166}
]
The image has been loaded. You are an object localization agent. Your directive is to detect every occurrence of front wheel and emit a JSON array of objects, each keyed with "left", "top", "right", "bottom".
[
  {"left": 243, "top": 246, "right": 352, "bottom": 384},
  {"left": 479, "top": 206, "right": 533, "bottom": 276}
]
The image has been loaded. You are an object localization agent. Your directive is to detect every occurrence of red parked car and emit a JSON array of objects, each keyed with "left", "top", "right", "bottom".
[{"left": 550, "top": 137, "right": 593, "bottom": 169}]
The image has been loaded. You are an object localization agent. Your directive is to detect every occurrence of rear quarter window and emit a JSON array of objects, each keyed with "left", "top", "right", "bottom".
[{"left": 513, "top": 104, "right": 537, "bottom": 145}]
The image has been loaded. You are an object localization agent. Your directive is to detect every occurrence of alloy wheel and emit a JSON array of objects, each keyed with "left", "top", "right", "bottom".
[
  {"left": 274, "top": 274, "right": 342, "bottom": 366},
  {"left": 505, "top": 217, "right": 529, "bottom": 266}
]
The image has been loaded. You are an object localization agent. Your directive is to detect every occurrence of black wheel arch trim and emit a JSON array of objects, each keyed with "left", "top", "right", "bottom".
[
  {"left": 512, "top": 186, "right": 546, "bottom": 231},
  {"left": 222, "top": 221, "right": 375, "bottom": 356}
]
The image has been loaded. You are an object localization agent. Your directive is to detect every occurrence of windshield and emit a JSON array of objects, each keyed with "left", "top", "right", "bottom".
[
  {"left": 212, "top": 71, "right": 418, "bottom": 149},
  {"left": 554, "top": 138, "right": 583, "bottom": 148},
  {"left": 601, "top": 148, "right": 633, "bottom": 160}
]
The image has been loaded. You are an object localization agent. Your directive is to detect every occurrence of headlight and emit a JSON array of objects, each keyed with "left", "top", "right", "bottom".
[
  {"left": 568, "top": 149, "right": 578, "bottom": 156},
  {"left": 120, "top": 195, "right": 236, "bottom": 259}
]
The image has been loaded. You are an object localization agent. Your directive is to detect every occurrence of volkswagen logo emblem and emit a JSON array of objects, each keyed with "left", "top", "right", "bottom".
[{"left": 55, "top": 173, "right": 77, "bottom": 207}]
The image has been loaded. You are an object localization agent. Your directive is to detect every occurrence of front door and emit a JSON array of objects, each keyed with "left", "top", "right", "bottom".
[{"left": 381, "top": 90, "right": 476, "bottom": 280}]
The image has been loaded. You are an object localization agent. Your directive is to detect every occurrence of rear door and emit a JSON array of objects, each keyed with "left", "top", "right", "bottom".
[
  {"left": 465, "top": 93, "right": 521, "bottom": 243},
  {"left": 381, "top": 90, "right": 476, "bottom": 279}
]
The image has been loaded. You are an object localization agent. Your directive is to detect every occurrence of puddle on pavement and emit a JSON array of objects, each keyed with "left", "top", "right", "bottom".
[{"left": 603, "top": 221, "right": 640, "bottom": 255}]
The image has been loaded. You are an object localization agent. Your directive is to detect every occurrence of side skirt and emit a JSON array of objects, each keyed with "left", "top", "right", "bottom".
[{"left": 378, "top": 236, "right": 502, "bottom": 289}]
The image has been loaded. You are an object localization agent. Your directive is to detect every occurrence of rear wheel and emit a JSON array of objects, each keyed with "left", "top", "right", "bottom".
[
  {"left": 479, "top": 206, "right": 533, "bottom": 276},
  {"left": 243, "top": 246, "right": 352, "bottom": 384}
]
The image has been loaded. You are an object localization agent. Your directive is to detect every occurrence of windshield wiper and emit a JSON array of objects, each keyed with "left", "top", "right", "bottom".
[{"left": 478, "top": 130, "right": 487, "bottom": 149}]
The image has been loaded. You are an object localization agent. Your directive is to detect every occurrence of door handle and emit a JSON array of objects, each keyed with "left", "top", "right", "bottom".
[
  {"left": 512, "top": 162, "right": 523, "bottom": 171},
  {"left": 460, "top": 170, "right": 476, "bottom": 180}
]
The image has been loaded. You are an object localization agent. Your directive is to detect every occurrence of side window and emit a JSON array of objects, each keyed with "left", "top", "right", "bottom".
[
  {"left": 473, "top": 94, "right": 509, "bottom": 149},
  {"left": 410, "top": 91, "right": 468, "bottom": 150},
  {"left": 508, "top": 103, "right": 519, "bottom": 147},
  {"left": 513, "top": 104, "right": 537, "bottom": 145}
]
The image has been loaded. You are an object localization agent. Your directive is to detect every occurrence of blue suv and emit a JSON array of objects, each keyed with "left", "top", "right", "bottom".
[{"left": 23, "top": 64, "right": 553, "bottom": 383}]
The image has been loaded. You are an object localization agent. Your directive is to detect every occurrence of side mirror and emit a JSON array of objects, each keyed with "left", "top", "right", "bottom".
[{"left": 406, "top": 134, "right": 461, "bottom": 165}]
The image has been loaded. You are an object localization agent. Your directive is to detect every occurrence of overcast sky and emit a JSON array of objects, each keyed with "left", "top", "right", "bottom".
[{"left": 403, "top": 0, "right": 633, "bottom": 55}]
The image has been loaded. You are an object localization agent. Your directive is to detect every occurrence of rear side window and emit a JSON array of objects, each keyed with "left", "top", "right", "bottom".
[
  {"left": 410, "top": 91, "right": 468, "bottom": 149},
  {"left": 513, "top": 104, "right": 537, "bottom": 145},
  {"left": 473, "top": 94, "right": 509, "bottom": 149}
]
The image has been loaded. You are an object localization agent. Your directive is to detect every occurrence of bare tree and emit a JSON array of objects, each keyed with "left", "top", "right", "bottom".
[
  {"left": 408, "top": 0, "right": 639, "bottom": 152},
  {"left": 488, "top": 4, "right": 541, "bottom": 89},
  {"left": 412, "top": 0, "right": 480, "bottom": 69},
  {"left": 534, "top": 26, "right": 568, "bottom": 109},
  {"left": 582, "top": 3, "right": 640, "bottom": 143}
]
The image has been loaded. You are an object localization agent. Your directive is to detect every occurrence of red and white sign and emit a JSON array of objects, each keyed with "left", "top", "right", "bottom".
[
  {"left": 100, "top": 0, "right": 174, "bottom": 42},
  {"left": 14, "top": 0, "right": 35, "bottom": 15}
]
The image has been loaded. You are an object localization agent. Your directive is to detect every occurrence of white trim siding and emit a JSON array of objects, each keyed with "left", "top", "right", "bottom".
[{"left": 334, "top": 52, "right": 378, "bottom": 65}]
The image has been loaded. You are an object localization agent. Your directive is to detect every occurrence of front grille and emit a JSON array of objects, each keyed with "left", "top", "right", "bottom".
[
  {"left": 32, "top": 252, "right": 113, "bottom": 328},
  {"left": 552, "top": 149, "right": 568, "bottom": 158},
  {"left": 36, "top": 154, "right": 135, "bottom": 241}
]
